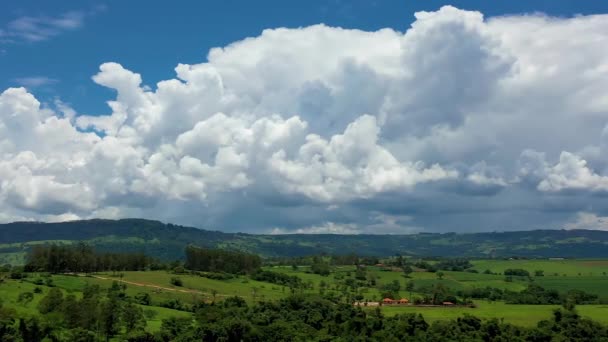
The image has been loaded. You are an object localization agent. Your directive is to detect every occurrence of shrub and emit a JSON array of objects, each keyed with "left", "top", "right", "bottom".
[{"left": 170, "top": 277, "right": 183, "bottom": 287}]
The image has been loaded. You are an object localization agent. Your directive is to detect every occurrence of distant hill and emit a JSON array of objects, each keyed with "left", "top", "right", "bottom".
[{"left": 1, "top": 218, "right": 607, "bottom": 264}]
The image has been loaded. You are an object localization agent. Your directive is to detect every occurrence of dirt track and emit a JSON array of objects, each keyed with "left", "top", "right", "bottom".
[{"left": 73, "top": 273, "right": 228, "bottom": 298}]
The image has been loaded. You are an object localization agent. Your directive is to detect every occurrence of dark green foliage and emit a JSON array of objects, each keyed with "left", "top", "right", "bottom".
[
  {"left": 458, "top": 284, "right": 601, "bottom": 306},
  {"left": 504, "top": 268, "right": 531, "bottom": 277},
  {"left": 67, "top": 328, "right": 97, "bottom": 342},
  {"left": 38, "top": 288, "right": 63, "bottom": 314},
  {"left": 537, "top": 308, "right": 608, "bottom": 342},
  {"left": 402, "top": 265, "right": 413, "bottom": 277},
  {"left": 18, "top": 317, "right": 45, "bottom": 342},
  {"left": 416, "top": 283, "right": 462, "bottom": 305},
  {"left": 134, "top": 292, "right": 151, "bottom": 305},
  {"left": 122, "top": 302, "right": 145, "bottom": 332},
  {"left": 434, "top": 258, "right": 473, "bottom": 271},
  {"left": 505, "top": 284, "right": 561, "bottom": 304},
  {"left": 310, "top": 256, "right": 330, "bottom": 276},
  {"left": 16, "top": 292, "right": 33, "bottom": 306},
  {"left": 0, "top": 304, "right": 17, "bottom": 341},
  {"left": 152, "top": 294, "right": 608, "bottom": 341},
  {"left": 354, "top": 266, "right": 367, "bottom": 280},
  {"left": 25, "top": 242, "right": 154, "bottom": 273},
  {"left": 251, "top": 270, "right": 302, "bottom": 288},
  {"left": 159, "top": 298, "right": 188, "bottom": 311},
  {"left": 193, "top": 271, "right": 234, "bottom": 280},
  {"left": 159, "top": 316, "right": 193, "bottom": 340},
  {"left": 414, "top": 260, "right": 437, "bottom": 272},
  {"left": 9, "top": 269, "right": 23, "bottom": 280},
  {"left": 185, "top": 245, "right": 261, "bottom": 274},
  {"left": 100, "top": 296, "right": 121, "bottom": 339},
  {"left": 4, "top": 219, "right": 608, "bottom": 260},
  {"left": 170, "top": 276, "right": 183, "bottom": 287},
  {"left": 565, "top": 289, "right": 599, "bottom": 304}
]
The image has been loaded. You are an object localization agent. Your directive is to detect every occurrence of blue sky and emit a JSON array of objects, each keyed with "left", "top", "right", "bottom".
[
  {"left": 3, "top": 0, "right": 608, "bottom": 115},
  {"left": 1, "top": 1, "right": 608, "bottom": 233}
]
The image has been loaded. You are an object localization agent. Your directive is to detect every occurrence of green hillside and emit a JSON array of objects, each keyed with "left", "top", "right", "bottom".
[{"left": 1, "top": 219, "right": 608, "bottom": 264}]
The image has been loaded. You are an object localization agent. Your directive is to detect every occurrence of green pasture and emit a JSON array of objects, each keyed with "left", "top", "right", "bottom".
[
  {"left": 376, "top": 301, "right": 608, "bottom": 327},
  {"left": 0, "top": 277, "right": 191, "bottom": 332},
  {"left": 471, "top": 259, "right": 608, "bottom": 276}
]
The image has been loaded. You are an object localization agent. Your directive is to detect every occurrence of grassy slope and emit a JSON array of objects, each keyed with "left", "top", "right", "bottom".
[{"left": 0, "top": 276, "right": 191, "bottom": 332}]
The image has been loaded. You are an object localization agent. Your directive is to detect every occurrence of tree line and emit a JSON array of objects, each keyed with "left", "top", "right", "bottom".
[
  {"left": 24, "top": 243, "right": 157, "bottom": 273},
  {"left": 457, "top": 283, "right": 603, "bottom": 305},
  {"left": 184, "top": 245, "right": 261, "bottom": 274}
]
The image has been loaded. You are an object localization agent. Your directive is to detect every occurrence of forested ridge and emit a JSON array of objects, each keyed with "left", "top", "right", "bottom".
[{"left": 1, "top": 219, "right": 608, "bottom": 262}]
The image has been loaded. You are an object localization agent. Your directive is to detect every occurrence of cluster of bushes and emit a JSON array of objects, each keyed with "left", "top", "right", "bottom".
[
  {"left": 504, "top": 268, "right": 531, "bottom": 277},
  {"left": 413, "top": 261, "right": 438, "bottom": 272},
  {"left": 251, "top": 270, "right": 302, "bottom": 288},
  {"left": 268, "top": 254, "right": 380, "bottom": 267},
  {"left": 309, "top": 256, "right": 330, "bottom": 276},
  {"left": 434, "top": 258, "right": 473, "bottom": 271},
  {"left": 192, "top": 271, "right": 235, "bottom": 280},
  {"left": 415, "top": 283, "right": 469, "bottom": 305},
  {"left": 457, "top": 284, "right": 601, "bottom": 305}
]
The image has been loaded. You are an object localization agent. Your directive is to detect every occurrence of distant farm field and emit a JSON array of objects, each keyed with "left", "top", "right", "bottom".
[
  {"left": 470, "top": 259, "right": 608, "bottom": 299},
  {"left": 471, "top": 259, "right": 608, "bottom": 276},
  {"left": 377, "top": 302, "right": 608, "bottom": 327}
]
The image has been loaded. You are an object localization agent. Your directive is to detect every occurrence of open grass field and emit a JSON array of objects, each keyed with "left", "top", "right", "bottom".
[
  {"left": 0, "top": 276, "right": 191, "bottom": 332},
  {"left": 470, "top": 259, "right": 608, "bottom": 299},
  {"left": 377, "top": 302, "right": 608, "bottom": 327},
  {"left": 95, "top": 271, "right": 289, "bottom": 302},
  {"left": 471, "top": 259, "right": 608, "bottom": 276},
  {"left": 2, "top": 258, "right": 608, "bottom": 331}
]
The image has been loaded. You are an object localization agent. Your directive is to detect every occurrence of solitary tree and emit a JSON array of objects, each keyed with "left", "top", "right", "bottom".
[
  {"left": 403, "top": 265, "right": 414, "bottom": 278},
  {"left": 406, "top": 281, "right": 415, "bottom": 301},
  {"left": 436, "top": 271, "right": 445, "bottom": 280}
]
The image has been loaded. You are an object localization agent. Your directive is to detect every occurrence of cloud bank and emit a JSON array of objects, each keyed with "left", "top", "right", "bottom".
[{"left": 1, "top": 6, "right": 608, "bottom": 233}]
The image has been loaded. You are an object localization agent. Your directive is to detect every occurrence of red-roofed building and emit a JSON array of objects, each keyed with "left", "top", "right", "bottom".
[
  {"left": 383, "top": 298, "right": 395, "bottom": 304},
  {"left": 398, "top": 298, "right": 409, "bottom": 304},
  {"left": 442, "top": 301, "right": 454, "bottom": 305}
]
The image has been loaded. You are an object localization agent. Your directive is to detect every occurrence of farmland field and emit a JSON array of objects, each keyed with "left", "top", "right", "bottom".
[
  {"left": 2, "top": 257, "right": 608, "bottom": 337},
  {"left": 471, "top": 259, "right": 608, "bottom": 276},
  {"left": 377, "top": 302, "right": 608, "bottom": 327}
]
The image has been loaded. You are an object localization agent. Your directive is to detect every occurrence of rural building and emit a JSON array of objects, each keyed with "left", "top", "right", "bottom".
[
  {"left": 442, "top": 301, "right": 455, "bottom": 306},
  {"left": 383, "top": 298, "right": 395, "bottom": 304},
  {"left": 398, "top": 298, "right": 409, "bottom": 304}
]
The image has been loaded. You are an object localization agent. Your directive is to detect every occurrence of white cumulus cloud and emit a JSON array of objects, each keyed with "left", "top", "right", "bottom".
[{"left": 1, "top": 6, "right": 608, "bottom": 233}]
